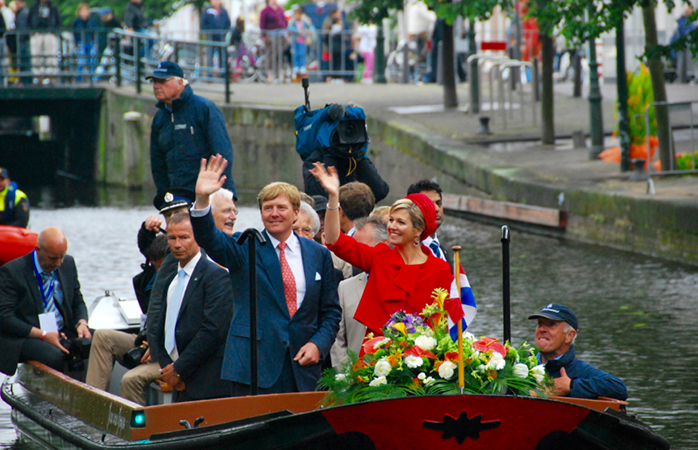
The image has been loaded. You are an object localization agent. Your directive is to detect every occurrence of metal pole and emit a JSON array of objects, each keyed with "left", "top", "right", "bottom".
[
  {"left": 224, "top": 44, "right": 231, "bottom": 104},
  {"left": 616, "top": 17, "right": 631, "bottom": 172},
  {"left": 236, "top": 228, "right": 267, "bottom": 396},
  {"left": 115, "top": 34, "right": 122, "bottom": 87},
  {"left": 587, "top": 7, "right": 604, "bottom": 160},
  {"left": 402, "top": 39, "right": 410, "bottom": 84},
  {"left": 468, "top": 19, "right": 479, "bottom": 114},
  {"left": 532, "top": 56, "right": 540, "bottom": 102},
  {"left": 135, "top": 36, "right": 142, "bottom": 94},
  {"left": 501, "top": 225, "right": 511, "bottom": 343}
]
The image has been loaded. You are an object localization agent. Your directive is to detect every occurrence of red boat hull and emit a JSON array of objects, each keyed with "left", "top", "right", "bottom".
[{"left": 0, "top": 225, "right": 38, "bottom": 265}]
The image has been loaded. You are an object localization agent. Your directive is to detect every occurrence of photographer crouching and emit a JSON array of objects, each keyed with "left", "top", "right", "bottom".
[{"left": 295, "top": 81, "right": 389, "bottom": 202}]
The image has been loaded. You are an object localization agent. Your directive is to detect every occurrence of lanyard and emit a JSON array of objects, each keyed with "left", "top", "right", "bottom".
[{"left": 32, "top": 250, "right": 56, "bottom": 308}]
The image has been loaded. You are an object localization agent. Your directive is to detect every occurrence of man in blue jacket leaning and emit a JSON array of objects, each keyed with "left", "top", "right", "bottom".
[
  {"left": 528, "top": 303, "right": 628, "bottom": 400},
  {"left": 148, "top": 61, "right": 236, "bottom": 199}
]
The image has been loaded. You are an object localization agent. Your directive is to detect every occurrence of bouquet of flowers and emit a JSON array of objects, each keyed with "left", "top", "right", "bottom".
[{"left": 319, "top": 288, "right": 549, "bottom": 406}]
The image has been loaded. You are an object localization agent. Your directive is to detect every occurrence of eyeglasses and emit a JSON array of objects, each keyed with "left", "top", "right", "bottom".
[
  {"left": 220, "top": 208, "right": 239, "bottom": 216},
  {"left": 293, "top": 227, "right": 313, "bottom": 235}
]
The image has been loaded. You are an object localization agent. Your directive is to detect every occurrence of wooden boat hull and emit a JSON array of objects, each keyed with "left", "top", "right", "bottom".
[
  {"left": 2, "top": 362, "right": 670, "bottom": 450},
  {"left": 0, "top": 225, "right": 37, "bottom": 265}
]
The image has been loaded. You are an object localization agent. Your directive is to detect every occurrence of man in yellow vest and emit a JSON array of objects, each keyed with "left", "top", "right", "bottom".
[{"left": 0, "top": 168, "right": 30, "bottom": 228}]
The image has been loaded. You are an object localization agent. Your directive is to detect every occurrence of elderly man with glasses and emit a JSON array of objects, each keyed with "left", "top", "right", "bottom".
[{"left": 147, "top": 61, "right": 237, "bottom": 200}]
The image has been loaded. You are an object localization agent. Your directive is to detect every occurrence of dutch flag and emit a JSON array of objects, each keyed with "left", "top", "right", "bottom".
[{"left": 445, "top": 264, "right": 477, "bottom": 341}]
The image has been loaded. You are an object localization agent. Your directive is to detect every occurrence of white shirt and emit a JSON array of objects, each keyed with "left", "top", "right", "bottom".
[
  {"left": 268, "top": 232, "right": 307, "bottom": 310},
  {"left": 346, "top": 226, "right": 356, "bottom": 237},
  {"left": 423, "top": 234, "right": 448, "bottom": 262},
  {"left": 165, "top": 251, "right": 202, "bottom": 361}
]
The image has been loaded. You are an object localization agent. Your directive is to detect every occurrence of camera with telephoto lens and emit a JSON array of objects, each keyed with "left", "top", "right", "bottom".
[
  {"left": 122, "top": 329, "right": 148, "bottom": 370},
  {"left": 59, "top": 337, "right": 92, "bottom": 372}
]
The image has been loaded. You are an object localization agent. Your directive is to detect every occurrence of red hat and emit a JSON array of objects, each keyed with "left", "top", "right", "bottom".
[{"left": 404, "top": 193, "right": 437, "bottom": 240}]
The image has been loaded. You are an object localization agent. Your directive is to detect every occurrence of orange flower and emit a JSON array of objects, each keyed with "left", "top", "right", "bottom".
[
  {"left": 388, "top": 356, "right": 399, "bottom": 366},
  {"left": 434, "top": 360, "right": 444, "bottom": 371},
  {"left": 444, "top": 351, "right": 459, "bottom": 362}
]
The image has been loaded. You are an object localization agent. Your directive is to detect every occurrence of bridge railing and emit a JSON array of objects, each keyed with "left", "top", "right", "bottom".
[{"left": 0, "top": 27, "right": 120, "bottom": 87}]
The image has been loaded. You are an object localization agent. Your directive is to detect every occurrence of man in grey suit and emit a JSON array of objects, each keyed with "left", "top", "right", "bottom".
[
  {"left": 191, "top": 155, "right": 341, "bottom": 395},
  {"left": 148, "top": 212, "right": 233, "bottom": 402},
  {"left": 0, "top": 227, "right": 90, "bottom": 376},
  {"left": 330, "top": 216, "right": 388, "bottom": 369}
]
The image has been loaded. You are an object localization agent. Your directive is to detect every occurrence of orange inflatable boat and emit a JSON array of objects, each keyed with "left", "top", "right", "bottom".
[{"left": 0, "top": 225, "right": 38, "bottom": 265}]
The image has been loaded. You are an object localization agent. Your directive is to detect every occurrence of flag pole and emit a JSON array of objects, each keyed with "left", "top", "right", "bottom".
[{"left": 452, "top": 245, "right": 465, "bottom": 394}]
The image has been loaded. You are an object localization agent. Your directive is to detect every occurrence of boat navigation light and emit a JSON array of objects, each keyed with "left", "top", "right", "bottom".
[{"left": 131, "top": 411, "right": 146, "bottom": 428}]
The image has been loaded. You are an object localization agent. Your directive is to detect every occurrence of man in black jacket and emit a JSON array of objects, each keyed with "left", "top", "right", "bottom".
[
  {"left": 407, "top": 179, "right": 451, "bottom": 264},
  {"left": 27, "top": 0, "right": 60, "bottom": 83},
  {"left": 147, "top": 61, "right": 237, "bottom": 198},
  {"left": 0, "top": 227, "right": 90, "bottom": 376}
]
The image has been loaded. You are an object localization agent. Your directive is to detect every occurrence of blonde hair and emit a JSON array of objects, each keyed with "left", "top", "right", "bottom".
[
  {"left": 76, "top": 2, "right": 90, "bottom": 15},
  {"left": 369, "top": 205, "right": 391, "bottom": 224},
  {"left": 389, "top": 198, "right": 425, "bottom": 235},
  {"left": 257, "top": 182, "right": 301, "bottom": 211}
]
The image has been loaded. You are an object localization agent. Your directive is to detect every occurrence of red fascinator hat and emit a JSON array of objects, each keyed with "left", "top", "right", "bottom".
[{"left": 404, "top": 193, "right": 438, "bottom": 240}]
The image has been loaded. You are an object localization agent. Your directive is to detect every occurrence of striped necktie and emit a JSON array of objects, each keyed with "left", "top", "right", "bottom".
[
  {"left": 278, "top": 242, "right": 297, "bottom": 318},
  {"left": 429, "top": 241, "right": 442, "bottom": 259},
  {"left": 41, "top": 272, "right": 64, "bottom": 329}
]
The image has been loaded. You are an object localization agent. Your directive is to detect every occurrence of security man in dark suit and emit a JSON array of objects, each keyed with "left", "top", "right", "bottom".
[
  {"left": 0, "top": 227, "right": 90, "bottom": 376},
  {"left": 148, "top": 212, "right": 233, "bottom": 402},
  {"left": 407, "top": 179, "right": 452, "bottom": 265}
]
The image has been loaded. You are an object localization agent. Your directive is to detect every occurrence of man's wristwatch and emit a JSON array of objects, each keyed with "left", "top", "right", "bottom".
[{"left": 76, "top": 320, "right": 88, "bottom": 330}]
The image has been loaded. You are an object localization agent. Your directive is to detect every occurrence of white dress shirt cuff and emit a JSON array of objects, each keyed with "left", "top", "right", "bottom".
[{"left": 190, "top": 204, "right": 211, "bottom": 217}]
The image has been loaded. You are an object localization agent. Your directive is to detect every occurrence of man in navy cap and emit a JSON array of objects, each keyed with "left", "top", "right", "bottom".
[
  {"left": 529, "top": 303, "right": 628, "bottom": 400},
  {"left": 147, "top": 61, "right": 236, "bottom": 200}
]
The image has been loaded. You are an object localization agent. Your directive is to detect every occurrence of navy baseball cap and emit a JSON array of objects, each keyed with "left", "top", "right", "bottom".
[
  {"left": 528, "top": 303, "right": 579, "bottom": 330},
  {"left": 153, "top": 188, "right": 195, "bottom": 214},
  {"left": 146, "top": 61, "right": 184, "bottom": 80},
  {"left": 0, "top": 167, "right": 8, "bottom": 179},
  {"left": 312, "top": 195, "right": 328, "bottom": 212},
  {"left": 100, "top": 7, "right": 112, "bottom": 15}
]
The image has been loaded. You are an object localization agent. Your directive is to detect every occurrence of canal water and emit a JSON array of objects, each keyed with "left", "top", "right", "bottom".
[{"left": 1, "top": 205, "right": 697, "bottom": 449}]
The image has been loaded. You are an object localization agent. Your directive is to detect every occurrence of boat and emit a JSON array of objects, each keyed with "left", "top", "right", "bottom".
[
  {"left": 0, "top": 225, "right": 38, "bottom": 265},
  {"left": 2, "top": 361, "right": 670, "bottom": 450}
]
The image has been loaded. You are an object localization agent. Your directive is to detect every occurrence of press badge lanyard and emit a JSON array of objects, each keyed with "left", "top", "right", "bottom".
[{"left": 32, "top": 250, "right": 56, "bottom": 309}]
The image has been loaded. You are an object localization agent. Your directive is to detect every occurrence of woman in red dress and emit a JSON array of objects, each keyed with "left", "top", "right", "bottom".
[{"left": 310, "top": 163, "right": 452, "bottom": 334}]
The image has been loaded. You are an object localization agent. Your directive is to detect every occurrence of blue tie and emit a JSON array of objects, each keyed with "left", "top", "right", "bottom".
[
  {"left": 165, "top": 269, "right": 187, "bottom": 355},
  {"left": 41, "top": 272, "right": 64, "bottom": 329},
  {"left": 429, "top": 241, "right": 442, "bottom": 259}
]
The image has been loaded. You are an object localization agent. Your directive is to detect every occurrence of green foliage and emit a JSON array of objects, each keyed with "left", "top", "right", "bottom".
[
  {"left": 626, "top": 64, "right": 656, "bottom": 145},
  {"left": 677, "top": 152, "right": 698, "bottom": 170},
  {"left": 57, "top": 0, "right": 184, "bottom": 28},
  {"left": 423, "top": 0, "right": 506, "bottom": 25},
  {"left": 348, "top": 0, "right": 404, "bottom": 25}
]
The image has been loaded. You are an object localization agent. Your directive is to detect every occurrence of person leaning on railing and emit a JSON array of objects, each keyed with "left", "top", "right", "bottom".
[{"left": 27, "top": 0, "right": 61, "bottom": 83}]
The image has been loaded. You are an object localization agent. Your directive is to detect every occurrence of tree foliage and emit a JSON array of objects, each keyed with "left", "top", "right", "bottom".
[
  {"left": 348, "top": 0, "right": 404, "bottom": 24},
  {"left": 57, "top": 0, "right": 185, "bottom": 28}
]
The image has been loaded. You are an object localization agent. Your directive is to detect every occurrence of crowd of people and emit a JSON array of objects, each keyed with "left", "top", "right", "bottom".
[{"left": 0, "top": 61, "right": 628, "bottom": 406}]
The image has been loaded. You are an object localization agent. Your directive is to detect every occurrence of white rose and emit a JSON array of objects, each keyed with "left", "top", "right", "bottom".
[
  {"left": 334, "top": 373, "right": 347, "bottom": 382},
  {"left": 438, "top": 361, "right": 456, "bottom": 380},
  {"left": 374, "top": 358, "right": 392, "bottom": 377},
  {"left": 513, "top": 363, "right": 529, "bottom": 379},
  {"left": 373, "top": 338, "right": 390, "bottom": 350},
  {"left": 487, "top": 352, "right": 506, "bottom": 371},
  {"left": 531, "top": 365, "right": 546, "bottom": 383},
  {"left": 404, "top": 355, "right": 424, "bottom": 369},
  {"left": 369, "top": 376, "right": 387, "bottom": 387},
  {"left": 463, "top": 331, "right": 475, "bottom": 342},
  {"left": 424, "top": 376, "right": 435, "bottom": 385},
  {"left": 417, "top": 372, "right": 426, "bottom": 380},
  {"left": 414, "top": 335, "right": 437, "bottom": 352}
]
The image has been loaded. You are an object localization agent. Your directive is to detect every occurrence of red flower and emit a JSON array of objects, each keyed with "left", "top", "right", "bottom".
[
  {"left": 362, "top": 337, "right": 389, "bottom": 355},
  {"left": 444, "top": 352, "right": 459, "bottom": 362},
  {"left": 403, "top": 346, "right": 437, "bottom": 359},
  {"left": 353, "top": 360, "right": 368, "bottom": 371},
  {"left": 473, "top": 337, "right": 507, "bottom": 356}
]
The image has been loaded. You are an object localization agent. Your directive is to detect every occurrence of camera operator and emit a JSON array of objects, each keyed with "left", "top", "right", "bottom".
[
  {"left": 0, "top": 227, "right": 91, "bottom": 377},
  {"left": 301, "top": 103, "right": 389, "bottom": 202},
  {"left": 85, "top": 234, "right": 168, "bottom": 406}
]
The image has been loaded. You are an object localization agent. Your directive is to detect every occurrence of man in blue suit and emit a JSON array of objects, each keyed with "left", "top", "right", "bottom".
[
  {"left": 148, "top": 212, "right": 233, "bottom": 402},
  {"left": 190, "top": 155, "right": 341, "bottom": 395}
]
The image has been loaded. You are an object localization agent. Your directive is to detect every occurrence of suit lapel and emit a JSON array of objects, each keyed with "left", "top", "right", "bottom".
[
  {"left": 299, "top": 236, "right": 313, "bottom": 306},
  {"left": 178, "top": 253, "right": 205, "bottom": 319},
  {"left": 24, "top": 254, "right": 44, "bottom": 315}
]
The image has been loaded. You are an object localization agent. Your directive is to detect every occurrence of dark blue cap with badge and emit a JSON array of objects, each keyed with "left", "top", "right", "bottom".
[
  {"left": 528, "top": 303, "right": 579, "bottom": 330},
  {"left": 145, "top": 61, "right": 184, "bottom": 80},
  {"left": 0, "top": 167, "right": 8, "bottom": 179},
  {"left": 153, "top": 188, "right": 195, "bottom": 214}
]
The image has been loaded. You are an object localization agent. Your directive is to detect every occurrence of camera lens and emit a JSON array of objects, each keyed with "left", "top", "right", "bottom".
[{"left": 343, "top": 123, "right": 358, "bottom": 140}]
